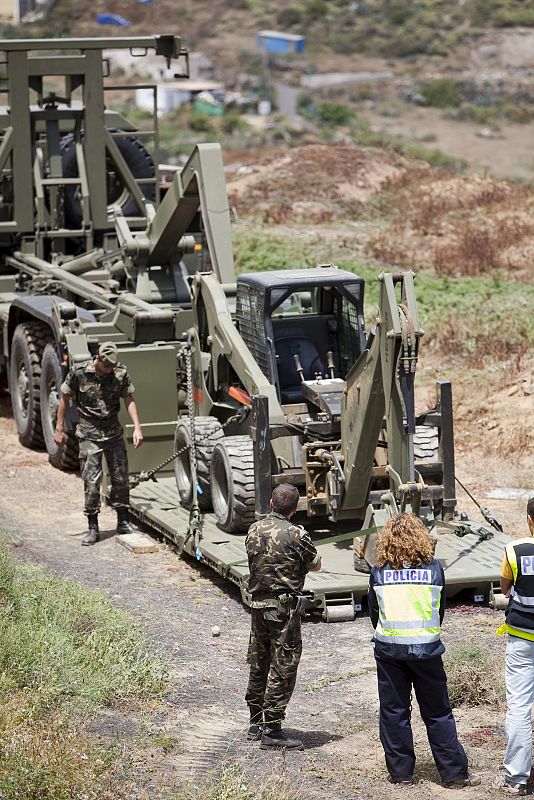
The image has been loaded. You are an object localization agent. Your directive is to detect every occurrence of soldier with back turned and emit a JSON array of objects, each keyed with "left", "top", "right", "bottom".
[{"left": 245, "top": 484, "right": 321, "bottom": 750}]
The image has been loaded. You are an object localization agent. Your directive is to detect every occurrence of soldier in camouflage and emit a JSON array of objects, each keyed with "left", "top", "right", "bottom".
[
  {"left": 54, "top": 342, "right": 143, "bottom": 546},
  {"left": 245, "top": 484, "right": 321, "bottom": 750}
]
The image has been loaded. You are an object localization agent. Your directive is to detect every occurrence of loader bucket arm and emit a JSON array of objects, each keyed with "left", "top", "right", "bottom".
[
  {"left": 145, "top": 144, "right": 235, "bottom": 283},
  {"left": 340, "top": 271, "right": 423, "bottom": 513},
  {"left": 195, "top": 273, "right": 285, "bottom": 422}
]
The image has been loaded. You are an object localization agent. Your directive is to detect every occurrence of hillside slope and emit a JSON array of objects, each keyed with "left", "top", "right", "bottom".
[
  {"left": 18, "top": 0, "right": 534, "bottom": 75},
  {"left": 227, "top": 143, "right": 534, "bottom": 280}
]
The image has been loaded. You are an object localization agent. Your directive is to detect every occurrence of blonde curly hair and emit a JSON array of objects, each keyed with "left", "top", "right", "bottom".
[{"left": 375, "top": 512, "right": 435, "bottom": 569}]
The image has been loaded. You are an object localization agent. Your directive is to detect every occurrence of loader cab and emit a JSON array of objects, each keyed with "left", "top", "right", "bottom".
[{"left": 236, "top": 267, "right": 366, "bottom": 406}]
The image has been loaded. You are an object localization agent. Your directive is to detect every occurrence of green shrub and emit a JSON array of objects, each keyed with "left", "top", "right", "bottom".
[
  {"left": 189, "top": 113, "right": 215, "bottom": 134},
  {"left": 316, "top": 101, "right": 354, "bottom": 126},
  {"left": 221, "top": 111, "right": 251, "bottom": 135},
  {"left": 384, "top": 2, "right": 414, "bottom": 25},
  {"left": 494, "top": 8, "right": 534, "bottom": 26},
  {"left": 388, "top": 24, "right": 436, "bottom": 56},
  {"left": 233, "top": 230, "right": 314, "bottom": 272},
  {"left": 306, "top": 0, "right": 329, "bottom": 20},
  {"left": 277, "top": 6, "right": 302, "bottom": 26},
  {"left": 422, "top": 78, "right": 461, "bottom": 109}
]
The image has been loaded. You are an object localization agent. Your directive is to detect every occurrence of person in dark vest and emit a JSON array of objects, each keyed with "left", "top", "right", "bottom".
[
  {"left": 498, "top": 497, "right": 534, "bottom": 796},
  {"left": 245, "top": 484, "right": 321, "bottom": 750},
  {"left": 368, "top": 512, "right": 479, "bottom": 788}
]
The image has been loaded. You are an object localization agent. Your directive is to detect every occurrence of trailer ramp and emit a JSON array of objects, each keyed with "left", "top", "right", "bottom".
[{"left": 129, "top": 477, "right": 509, "bottom": 621}]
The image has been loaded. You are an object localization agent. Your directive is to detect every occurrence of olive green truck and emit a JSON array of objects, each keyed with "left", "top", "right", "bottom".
[{"left": 0, "top": 37, "right": 510, "bottom": 620}]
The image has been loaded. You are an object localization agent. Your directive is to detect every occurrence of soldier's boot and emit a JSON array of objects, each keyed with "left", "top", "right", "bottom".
[
  {"left": 247, "top": 704, "right": 264, "bottom": 741},
  {"left": 260, "top": 725, "right": 304, "bottom": 751},
  {"left": 82, "top": 514, "right": 100, "bottom": 546},
  {"left": 116, "top": 508, "right": 134, "bottom": 535}
]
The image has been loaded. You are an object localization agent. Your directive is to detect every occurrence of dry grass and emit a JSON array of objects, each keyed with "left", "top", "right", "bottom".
[
  {"left": 367, "top": 172, "right": 534, "bottom": 279},
  {"left": 446, "top": 644, "right": 505, "bottom": 710},
  {"left": 174, "top": 763, "right": 299, "bottom": 800}
]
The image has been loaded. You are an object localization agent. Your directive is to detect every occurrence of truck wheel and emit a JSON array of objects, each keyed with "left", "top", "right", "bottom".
[
  {"left": 210, "top": 435, "right": 256, "bottom": 533},
  {"left": 174, "top": 416, "right": 224, "bottom": 510},
  {"left": 9, "top": 321, "right": 51, "bottom": 448},
  {"left": 414, "top": 425, "right": 439, "bottom": 463},
  {"left": 40, "top": 344, "right": 79, "bottom": 471},
  {"left": 60, "top": 130, "right": 155, "bottom": 229}
]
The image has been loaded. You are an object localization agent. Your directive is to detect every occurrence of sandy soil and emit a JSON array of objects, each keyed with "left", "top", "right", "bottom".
[
  {"left": 359, "top": 105, "right": 534, "bottom": 180},
  {"left": 0, "top": 354, "right": 530, "bottom": 800}
]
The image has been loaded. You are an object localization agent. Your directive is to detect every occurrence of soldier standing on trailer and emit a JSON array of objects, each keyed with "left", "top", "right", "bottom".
[
  {"left": 368, "top": 512, "right": 479, "bottom": 788},
  {"left": 245, "top": 484, "right": 321, "bottom": 750},
  {"left": 54, "top": 342, "right": 143, "bottom": 546}
]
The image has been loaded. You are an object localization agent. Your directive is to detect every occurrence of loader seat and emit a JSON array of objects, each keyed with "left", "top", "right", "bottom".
[{"left": 275, "top": 336, "right": 325, "bottom": 404}]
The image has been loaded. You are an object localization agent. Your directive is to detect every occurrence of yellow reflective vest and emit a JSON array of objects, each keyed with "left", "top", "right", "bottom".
[{"left": 370, "top": 560, "right": 444, "bottom": 658}]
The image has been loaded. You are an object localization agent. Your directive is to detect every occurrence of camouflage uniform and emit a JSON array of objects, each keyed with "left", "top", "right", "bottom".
[
  {"left": 61, "top": 360, "right": 135, "bottom": 515},
  {"left": 245, "top": 511, "right": 319, "bottom": 726}
]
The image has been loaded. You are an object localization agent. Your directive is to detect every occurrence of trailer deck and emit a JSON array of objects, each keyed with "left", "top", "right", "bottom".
[{"left": 129, "top": 477, "right": 509, "bottom": 621}]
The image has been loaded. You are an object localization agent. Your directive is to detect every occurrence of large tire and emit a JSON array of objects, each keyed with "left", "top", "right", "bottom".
[
  {"left": 40, "top": 344, "right": 79, "bottom": 471},
  {"left": 210, "top": 435, "right": 256, "bottom": 533},
  {"left": 61, "top": 130, "right": 155, "bottom": 229},
  {"left": 174, "top": 416, "right": 224, "bottom": 510},
  {"left": 9, "top": 321, "right": 52, "bottom": 448},
  {"left": 413, "top": 425, "right": 439, "bottom": 463}
]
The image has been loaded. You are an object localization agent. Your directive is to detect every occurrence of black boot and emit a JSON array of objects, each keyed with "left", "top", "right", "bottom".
[
  {"left": 116, "top": 508, "right": 134, "bottom": 535},
  {"left": 82, "top": 514, "right": 100, "bottom": 546},
  {"left": 260, "top": 725, "right": 303, "bottom": 750},
  {"left": 247, "top": 704, "right": 264, "bottom": 741}
]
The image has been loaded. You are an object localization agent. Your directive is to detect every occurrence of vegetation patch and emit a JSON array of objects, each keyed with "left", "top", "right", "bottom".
[
  {"left": 445, "top": 643, "right": 505, "bottom": 709},
  {"left": 233, "top": 228, "right": 534, "bottom": 363},
  {"left": 0, "top": 542, "right": 168, "bottom": 800},
  {"left": 174, "top": 763, "right": 299, "bottom": 800}
]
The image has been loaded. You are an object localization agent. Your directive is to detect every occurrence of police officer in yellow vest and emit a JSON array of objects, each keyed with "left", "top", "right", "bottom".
[
  {"left": 368, "top": 513, "right": 479, "bottom": 788},
  {"left": 498, "top": 497, "right": 534, "bottom": 796}
]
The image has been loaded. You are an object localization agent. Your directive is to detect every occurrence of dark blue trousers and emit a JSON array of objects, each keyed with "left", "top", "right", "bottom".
[{"left": 375, "top": 654, "right": 468, "bottom": 783}]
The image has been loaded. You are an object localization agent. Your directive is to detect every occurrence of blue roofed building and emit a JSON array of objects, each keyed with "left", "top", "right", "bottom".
[{"left": 256, "top": 30, "right": 305, "bottom": 55}]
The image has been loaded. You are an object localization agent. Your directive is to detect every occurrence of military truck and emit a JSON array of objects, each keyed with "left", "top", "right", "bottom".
[{"left": 0, "top": 37, "right": 509, "bottom": 620}]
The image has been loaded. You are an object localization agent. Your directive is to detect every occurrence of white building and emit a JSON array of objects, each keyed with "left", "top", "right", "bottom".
[{"left": 135, "top": 80, "right": 224, "bottom": 115}]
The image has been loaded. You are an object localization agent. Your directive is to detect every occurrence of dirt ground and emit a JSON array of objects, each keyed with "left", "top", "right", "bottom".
[{"left": 0, "top": 347, "right": 531, "bottom": 800}]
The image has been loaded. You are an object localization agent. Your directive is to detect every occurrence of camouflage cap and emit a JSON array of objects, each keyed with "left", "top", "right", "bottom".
[{"left": 98, "top": 341, "right": 118, "bottom": 366}]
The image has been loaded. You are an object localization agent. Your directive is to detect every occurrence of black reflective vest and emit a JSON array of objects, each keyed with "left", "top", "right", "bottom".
[{"left": 503, "top": 538, "right": 534, "bottom": 640}]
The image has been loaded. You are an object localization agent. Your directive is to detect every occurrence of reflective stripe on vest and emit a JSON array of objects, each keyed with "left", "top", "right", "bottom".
[{"left": 374, "top": 582, "right": 442, "bottom": 644}]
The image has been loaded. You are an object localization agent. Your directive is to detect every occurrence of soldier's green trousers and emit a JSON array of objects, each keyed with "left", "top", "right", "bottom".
[
  {"left": 78, "top": 437, "right": 129, "bottom": 515},
  {"left": 245, "top": 607, "right": 302, "bottom": 726}
]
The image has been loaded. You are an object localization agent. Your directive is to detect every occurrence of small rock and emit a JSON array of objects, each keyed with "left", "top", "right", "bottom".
[
  {"left": 523, "top": 384, "right": 534, "bottom": 395},
  {"left": 507, "top": 384, "right": 519, "bottom": 396},
  {"left": 211, "top": 626, "right": 221, "bottom": 637}
]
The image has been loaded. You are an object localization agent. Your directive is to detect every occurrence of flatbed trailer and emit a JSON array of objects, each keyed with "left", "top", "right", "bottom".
[{"left": 129, "top": 476, "right": 508, "bottom": 621}]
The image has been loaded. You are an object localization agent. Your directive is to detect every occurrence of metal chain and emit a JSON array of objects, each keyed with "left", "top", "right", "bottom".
[{"left": 185, "top": 341, "right": 199, "bottom": 501}]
